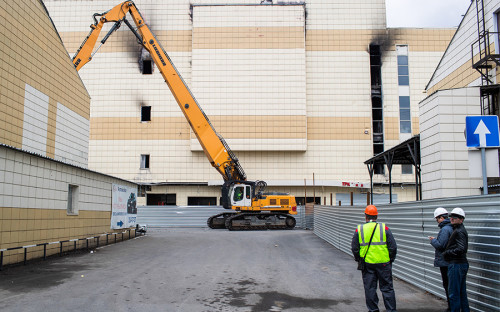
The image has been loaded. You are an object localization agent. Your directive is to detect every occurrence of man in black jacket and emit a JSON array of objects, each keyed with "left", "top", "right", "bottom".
[
  {"left": 429, "top": 207, "right": 453, "bottom": 312},
  {"left": 442, "top": 207, "right": 470, "bottom": 312}
]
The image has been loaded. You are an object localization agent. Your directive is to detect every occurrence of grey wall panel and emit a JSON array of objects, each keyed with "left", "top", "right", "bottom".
[
  {"left": 137, "top": 205, "right": 307, "bottom": 228},
  {"left": 313, "top": 195, "right": 500, "bottom": 312}
]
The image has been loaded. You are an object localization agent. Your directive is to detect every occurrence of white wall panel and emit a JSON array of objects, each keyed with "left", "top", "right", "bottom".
[
  {"left": 22, "top": 84, "right": 49, "bottom": 156},
  {"left": 55, "top": 103, "right": 90, "bottom": 167}
]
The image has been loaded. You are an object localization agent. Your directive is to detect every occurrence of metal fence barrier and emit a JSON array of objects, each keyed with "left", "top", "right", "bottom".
[
  {"left": 313, "top": 194, "right": 500, "bottom": 312},
  {"left": 137, "top": 205, "right": 309, "bottom": 229},
  {"left": 0, "top": 228, "right": 143, "bottom": 270}
]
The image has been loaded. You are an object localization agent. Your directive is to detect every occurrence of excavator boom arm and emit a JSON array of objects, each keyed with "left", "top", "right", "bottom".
[{"left": 73, "top": 1, "right": 246, "bottom": 181}]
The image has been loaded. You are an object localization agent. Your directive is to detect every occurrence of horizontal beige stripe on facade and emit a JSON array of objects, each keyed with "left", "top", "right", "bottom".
[
  {"left": 90, "top": 116, "right": 410, "bottom": 141},
  {"left": 306, "top": 29, "right": 455, "bottom": 52},
  {"left": 426, "top": 45, "right": 495, "bottom": 94},
  {"left": 60, "top": 30, "right": 193, "bottom": 54},
  {"left": 193, "top": 27, "right": 304, "bottom": 49},
  {"left": 59, "top": 28, "right": 453, "bottom": 54},
  {"left": 91, "top": 116, "right": 306, "bottom": 140},
  {"left": 307, "top": 117, "right": 371, "bottom": 140}
]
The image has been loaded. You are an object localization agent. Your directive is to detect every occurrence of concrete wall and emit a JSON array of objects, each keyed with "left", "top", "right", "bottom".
[
  {"left": 427, "top": 0, "right": 500, "bottom": 92},
  {"left": 419, "top": 87, "right": 483, "bottom": 199},
  {"left": 44, "top": 0, "right": 455, "bottom": 202},
  {"left": 0, "top": 145, "right": 137, "bottom": 265},
  {"left": 0, "top": 0, "right": 91, "bottom": 168}
]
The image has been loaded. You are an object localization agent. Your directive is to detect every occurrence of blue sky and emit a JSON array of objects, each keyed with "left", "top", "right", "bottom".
[{"left": 386, "top": 0, "right": 472, "bottom": 28}]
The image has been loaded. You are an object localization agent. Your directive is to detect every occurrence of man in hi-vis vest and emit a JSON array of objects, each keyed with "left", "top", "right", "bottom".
[{"left": 351, "top": 205, "right": 398, "bottom": 312}]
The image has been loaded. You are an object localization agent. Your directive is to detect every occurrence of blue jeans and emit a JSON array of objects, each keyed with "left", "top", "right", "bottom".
[{"left": 448, "top": 263, "right": 470, "bottom": 312}]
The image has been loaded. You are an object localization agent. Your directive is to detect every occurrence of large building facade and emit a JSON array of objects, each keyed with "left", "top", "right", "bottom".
[
  {"left": 420, "top": 0, "right": 500, "bottom": 198},
  {"left": 44, "top": 0, "right": 455, "bottom": 205}
]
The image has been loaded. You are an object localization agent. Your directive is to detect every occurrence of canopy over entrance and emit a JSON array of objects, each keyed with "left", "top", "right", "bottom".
[{"left": 364, "top": 135, "right": 421, "bottom": 203}]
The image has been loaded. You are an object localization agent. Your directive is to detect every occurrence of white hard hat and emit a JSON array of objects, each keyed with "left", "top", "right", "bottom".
[
  {"left": 433, "top": 207, "right": 448, "bottom": 218},
  {"left": 450, "top": 207, "right": 465, "bottom": 218}
]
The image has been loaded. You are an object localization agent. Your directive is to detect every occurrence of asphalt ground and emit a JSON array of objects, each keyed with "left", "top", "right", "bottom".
[{"left": 0, "top": 228, "right": 447, "bottom": 312}]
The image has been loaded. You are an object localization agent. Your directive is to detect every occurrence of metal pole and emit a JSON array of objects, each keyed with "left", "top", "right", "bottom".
[
  {"left": 313, "top": 173, "right": 316, "bottom": 204},
  {"left": 481, "top": 147, "right": 488, "bottom": 194},
  {"left": 304, "top": 179, "right": 307, "bottom": 204}
]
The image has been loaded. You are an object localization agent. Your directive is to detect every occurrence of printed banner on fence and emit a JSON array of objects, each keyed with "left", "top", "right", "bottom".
[{"left": 111, "top": 184, "right": 137, "bottom": 229}]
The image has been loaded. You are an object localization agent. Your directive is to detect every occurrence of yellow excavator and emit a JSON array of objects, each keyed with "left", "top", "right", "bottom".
[{"left": 73, "top": 1, "right": 297, "bottom": 230}]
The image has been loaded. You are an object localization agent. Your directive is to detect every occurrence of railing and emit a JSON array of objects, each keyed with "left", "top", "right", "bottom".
[
  {"left": 0, "top": 228, "right": 144, "bottom": 270},
  {"left": 136, "top": 205, "right": 308, "bottom": 229},
  {"left": 313, "top": 194, "right": 500, "bottom": 312}
]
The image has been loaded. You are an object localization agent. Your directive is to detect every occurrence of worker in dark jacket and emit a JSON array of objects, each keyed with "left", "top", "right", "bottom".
[
  {"left": 352, "top": 205, "right": 397, "bottom": 312},
  {"left": 429, "top": 207, "right": 453, "bottom": 312},
  {"left": 442, "top": 207, "right": 469, "bottom": 312}
]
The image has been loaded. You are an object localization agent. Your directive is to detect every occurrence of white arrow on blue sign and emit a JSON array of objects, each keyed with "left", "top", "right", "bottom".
[{"left": 465, "top": 116, "right": 500, "bottom": 148}]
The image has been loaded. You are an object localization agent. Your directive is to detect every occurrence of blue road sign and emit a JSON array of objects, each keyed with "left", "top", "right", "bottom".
[{"left": 466, "top": 116, "right": 500, "bottom": 148}]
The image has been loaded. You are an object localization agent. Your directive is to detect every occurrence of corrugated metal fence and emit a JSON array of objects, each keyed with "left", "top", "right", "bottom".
[
  {"left": 314, "top": 194, "right": 500, "bottom": 312},
  {"left": 137, "top": 205, "right": 309, "bottom": 228}
]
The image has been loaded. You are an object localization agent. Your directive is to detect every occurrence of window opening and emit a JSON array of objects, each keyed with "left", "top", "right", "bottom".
[
  {"left": 67, "top": 184, "right": 79, "bottom": 215},
  {"left": 401, "top": 164, "right": 413, "bottom": 174},
  {"left": 141, "top": 106, "right": 151, "bottom": 122},
  {"left": 147, "top": 193, "right": 176, "bottom": 205},
  {"left": 140, "top": 154, "right": 150, "bottom": 169},
  {"left": 188, "top": 197, "right": 217, "bottom": 206},
  {"left": 370, "top": 44, "right": 384, "bottom": 174},
  {"left": 397, "top": 45, "right": 412, "bottom": 134}
]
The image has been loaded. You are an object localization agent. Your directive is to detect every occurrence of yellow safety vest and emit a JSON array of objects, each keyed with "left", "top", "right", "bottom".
[{"left": 358, "top": 222, "right": 390, "bottom": 264}]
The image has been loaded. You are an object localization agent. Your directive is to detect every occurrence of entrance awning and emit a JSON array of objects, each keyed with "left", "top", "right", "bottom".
[{"left": 364, "top": 135, "right": 421, "bottom": 203}]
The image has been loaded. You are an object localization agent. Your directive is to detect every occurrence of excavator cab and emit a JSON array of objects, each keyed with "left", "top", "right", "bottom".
[{"left": 230, "top": 184, "right": 251, "bottom": 208}]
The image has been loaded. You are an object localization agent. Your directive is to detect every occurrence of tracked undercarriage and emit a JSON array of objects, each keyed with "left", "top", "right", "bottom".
[{"left": 207, "top": 212, "right": 296, "bottom": 231}]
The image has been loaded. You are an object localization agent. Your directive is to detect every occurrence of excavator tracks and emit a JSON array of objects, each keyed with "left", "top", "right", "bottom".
[
  {"left": 224, "top": 212, "right": 296, "bottom": 231},
  {"left": 207, "top": 212, "right": 237, "bottom": 229},
  {"left": 208, "top": 212, "right": 296, "bottom": 231}
]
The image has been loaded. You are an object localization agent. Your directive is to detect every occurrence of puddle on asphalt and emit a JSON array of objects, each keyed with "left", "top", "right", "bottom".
[
  {"left": 202, "top": 278, "right": 351, "bottom": 311},
  {"left": 0, "top": 261, "right": 90, "bottom": 293},
  {"left": 251, "top": 291, "right": 351, "bottom": 311}
]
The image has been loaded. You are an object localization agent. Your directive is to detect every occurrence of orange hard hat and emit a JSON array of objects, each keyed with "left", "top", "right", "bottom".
[{"left": 365, "top": 205, "right": 378, "bottom": 216}]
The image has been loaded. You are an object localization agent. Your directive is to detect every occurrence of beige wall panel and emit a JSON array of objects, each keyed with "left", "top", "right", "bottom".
[
  {"left": 384, "top": 117, "right": 399, "bottom": 141},
  {"left": 0, "top": 0, "right": 90, "bottom": 160},
  {"left": 90, "top": 117, "right": 191, "bottom": 140},
  {"left": 427, "top": 58, "right": 482, "bottom": 95},
  {"left": 306, "top": 29, "right": 454, "bottom": 52},
  {"left": 91, "top": 116, "right": 306, "bottom": 140},
  {"left": 307, "top": 117, "right": 371, "bottom": 140},
  {"left": 412, "top": 117, "right": 420, "bottom": 135},
  {"left": 0, "top": 145, "right": 137, "bottom": 266},
  {"left": 60, "top": 30, "right": 192, "bottom": 55},
  {"left": 193, "top": 27, "right": 304, "bottom": 49}
]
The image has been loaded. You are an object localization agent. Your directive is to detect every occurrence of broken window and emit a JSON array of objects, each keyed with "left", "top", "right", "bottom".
[
  {"left": 139, "top": 48, "right": 153, "bottom": 74},
  {"left": 141, "top": 106, "right": 151, "bottom": 122}
]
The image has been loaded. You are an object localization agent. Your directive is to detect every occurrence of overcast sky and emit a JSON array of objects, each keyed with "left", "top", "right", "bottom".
[{"left": 386, "top": 0, "right": 472, "bottom": 28}]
